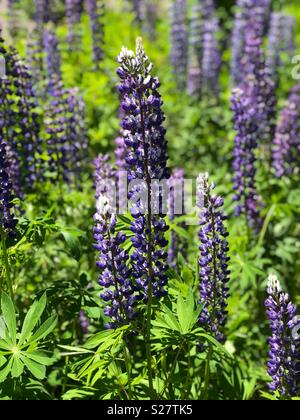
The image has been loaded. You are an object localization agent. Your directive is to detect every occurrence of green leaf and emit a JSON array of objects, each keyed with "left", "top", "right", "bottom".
[
  {"left": 177, "top": 293, "right": 192, "bottom": 333},
  {"left": 20, "top": 354, "right": 46, "bottom": 380},
  {"left": 0, "top": 358, "right": 13, "bottom": 383},
  {"left": 1, "top": 293, "right": 16, "bottom": 344},
  {"left": 199, "top": 333, "right": 230, "bottom": 355},
  {"left": 26, "top": 315, "right": 57, "bottom": 345},
  {"left": 11, "top": 355, "right": 24, "bottom": 378},
  {"left": 0, "top": 316, "right": 8, "bottom": 339},
  {"left": 58, "top": 345, "right": 93, "bottom": 355},
  {"left": 160, "top": 304, "right": 181, "bottom": 332},
  {"left": 171, "top": 224, "right": 190, "bottom": 240},
  {"left": 0, "top": 356, "right": 6, "bottom": 368},
  {"left": 177, "top": 288, "right": 202, "bottom": 334},
  {"left": 25, "top": 351, "right": 54, "bottom": 366},
  {"left": 260, "top": 391, "right": 278, "bottom": 401},
  {"left": 19, "top": 294, "right": 47, "bottom": 346},
  {"left": 0, "top": 339, "right": 12, "bottom": 351},
  {"left": 61, "top": 229, "right": 82, "bottom": 260},
  {"left": 84, "top": 329, "right": 117, "bottom": 350}
]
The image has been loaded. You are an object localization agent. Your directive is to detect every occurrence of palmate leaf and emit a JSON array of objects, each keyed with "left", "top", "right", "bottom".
[
  {"left": 19, "top": 293, "right": 47, "bottom": 346},
  {"left": 25, "top": 351, "right": 55, "bottom": 366},
  {"left": 60, "top": 229, "right": 83, "bottom": 260},
  {"left": 26, "top": 315, "right": 57, "bottom": 345},
  {"left": 62, "top": 388, "right": 96, "bottom": 401},
  {"left": 176, "top": 288, "right": 203, "bottom": 334},
  {"left": 1, "top": 294, "right": 16, "bottom": 345},
  {"left": 0, "top": 293, "right": 57, "bottom": 382},
  {"left": 20, "top": 354, "right": 46, "bottom": 380},
  {"left": 153, "top": 288, "right": 203, "bottom": 336}
]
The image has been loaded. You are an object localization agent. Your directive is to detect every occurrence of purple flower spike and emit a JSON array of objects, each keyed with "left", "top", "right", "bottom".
[
  {"left": 79, "top": 310, "right": 90, "bottom": 335},
  {"left": 231, "top": 0, "right": 271, "bottom": 86},
  {"left": 170, "top": 0, "right": 188, "bottom": 91},
  {"left": 231, "top": 87, "right": 262, "bottom": 230},
  {"left": 86, "top": 0, "right": 105, "bottom": 69},
  {"left": 117, "top": 39, "right": 169, "bottom": 300},
  {"left": 66, "top": 0, "right": 82, "bottom": 52},
  {"left": 65, "top": 87, "right": 89, "bottom": 181},
  {"left": 0, "top": 141, "right": 17, "bottom": 235},
  {"left": 240, "top": 18, "right": 276, "bottom": 145},
  {"left": 201, "top": 17, "right": 221, "bottom": 97},
  {"left": 43, "top": 28, "right": 62, "bottom": 96},
  {"left": 94, "top": 154, "right": 137, "bottom": 329},
  {"left": 272, "top": 85, "right": 300, "bottom": 178},
  {"left": 197, "top": 174, "right": 230, "bottom": 344},
  {"left": 267, "top": 13, "right": 296, "bottom": 82},
  {"left": 265, "top": 274, "right": 300, "bottom": 397},
  {"left": 187, "top": 2, "right": 202, "bottom": 96}
]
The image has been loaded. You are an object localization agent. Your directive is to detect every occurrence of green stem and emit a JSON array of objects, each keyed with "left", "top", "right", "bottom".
[
  {"left": 258, "top": 204, "right": 276, "bottom": 248},
  {"left": 145, "top": 285, "right": 155, "bottom": 398},
  {"left": 137, "top": 80, "right": 155, "bottom": 399},
  {"left": 123, "top": 339, "right": 133, "bottom": 400},
  {"left": 0, "top": 228, "right": 13, "bottom": 298},
  {"left": 183, "top": 343, "right": 192, "bottom": 399},
  {"left": 202, "top": 344, "right": 213, "bottom": 400},
  {"left": 161, "top": 342, "right": 184, "bottom": 399}
]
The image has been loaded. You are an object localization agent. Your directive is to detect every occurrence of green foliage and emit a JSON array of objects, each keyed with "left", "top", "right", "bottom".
[{"left": 0, "top": 293, "right": 57, "bottom": 383}]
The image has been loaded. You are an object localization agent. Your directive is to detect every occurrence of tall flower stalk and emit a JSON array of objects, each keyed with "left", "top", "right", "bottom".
[
  {"left": 0, "top": 57, "right": 17, "bottom": 296},
  {"left": 43, "top": 28, "right": 62, "bottom": 96},
  {"left": 7, "top": 50, "right": 41, "bottom": 190},
  {"left": 94, "top": 155, "right": 136, "bottom": 329},
  {"left": 65, "top": 87, "right": 89, "bottom": 183},
  {"left": 267, "top": 13, "right": 296, "bottom": 83},
  {"left": 265, "top": 274, "right": 299, "bottom": 397},
  {"left": 272, "top": 85, "right": 300, "bottom": 178},
  {"left": 7, "top": 0, "right": 22, "bottom": 39},
  {"left": 117, "top": 39, "right": 169, "bottom": 396},
  {"left": 231, "top": 0, "right": 271, "bottom": 86},
  {"left": 187, "top": 1, "right": 202, "bottom": 96},
  {"left": 201, "top": 16, "right": 221, "bottom": 97},
  {"left": 231, "top": 88, "right": 262, "bottom": 230},
  {"left": 170, "top": 0, "right": 188, "bottom": 91},
  {"left": 197, "top": 174, "right": 230, "bottom": 343},
  {"left": 241, "top": 18, "right": 276, "bottom": 147},
  {"left": 66, "top": 0, "right": 82, "bottom": 52},
  {"left": 86, "top": 0, "right": 105, "bottom": 69},
  {"left": 27, "top": 1, "right": 47, "bottom": 95},
  {"left": 187, "top": 0, "right": 221, "bottom": 97}
]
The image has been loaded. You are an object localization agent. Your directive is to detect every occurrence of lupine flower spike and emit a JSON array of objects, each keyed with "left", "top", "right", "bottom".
[
  {"left": 94, "top": 155, "right": 136, "bottom": 329},
  {"left": 265, "top": 274, "right": 299, "bottom": 396},
  {"left": 241, "top": 17, "right": 276, "bottom": 147},
  {"left": 86, "top": 0, "right": 105, "bottom": 69},
  {"left": 272, "top": 85, "right": 300, "bottom": 178},
  {"left": 117, "top": 39, "right": 170, "bottom": 300},
  {"left": 231, "top": 88, "right": 262, "bottom": 230},
  {"left": 66, "top": 0, "right": 82, "bottom": 52},
  {"left": 0, "top": 142, "right": 17, "bottom": 236},
  {"left": 231, "top": 0, "right": 271, "bottom": 86},
  {"left": 197, "top": 173, "right": 230, "bottom": 343},
  {"left": 170, "top": 0, "right": 188, "bottom": 91},
  {"left": 187, "top": 1, "right": 202, "bottom": 96},
  {"left": 267, "top": 13, "right": 296, "bottom": 83}
]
